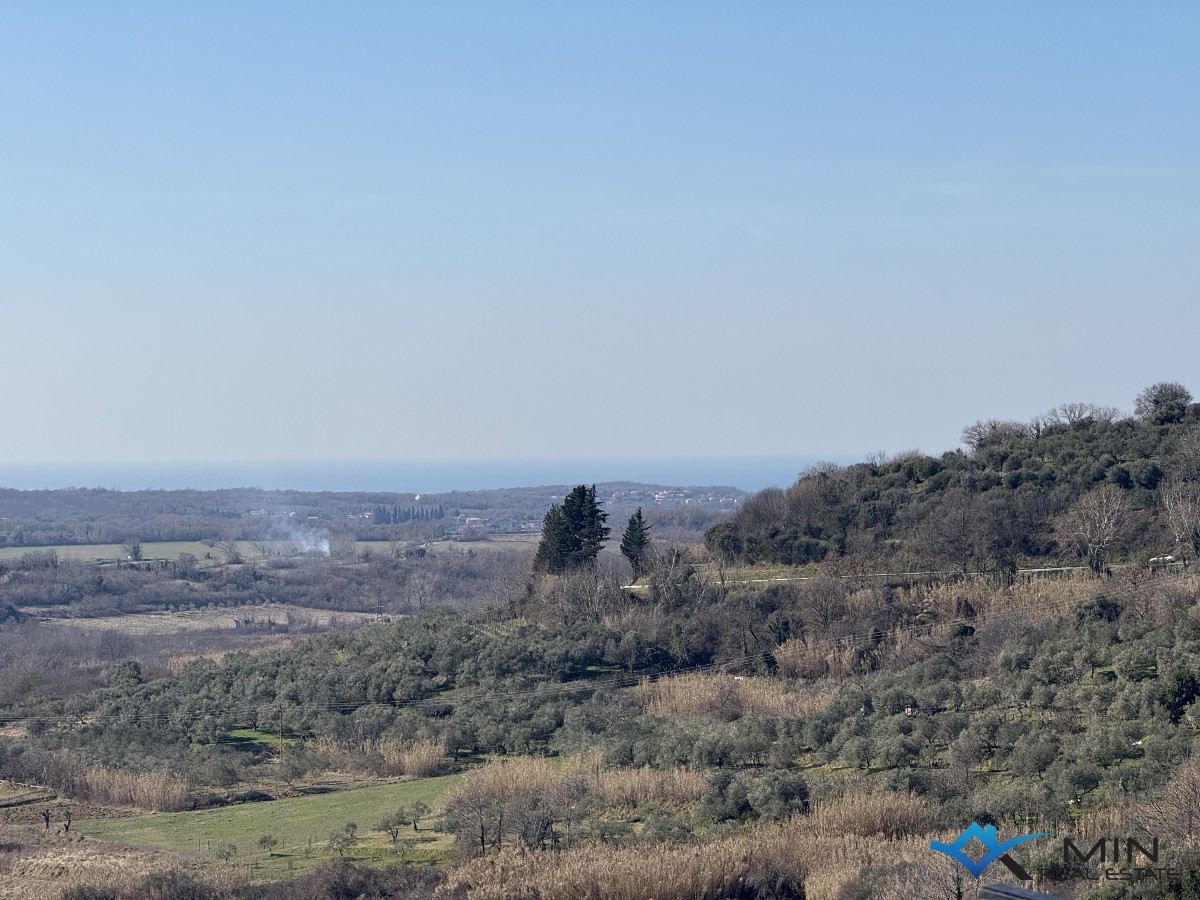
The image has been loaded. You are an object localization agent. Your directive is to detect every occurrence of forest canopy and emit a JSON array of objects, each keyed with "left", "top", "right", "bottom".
[{"left": 709, "top": 385, "right": 1200, "bottom": 575}]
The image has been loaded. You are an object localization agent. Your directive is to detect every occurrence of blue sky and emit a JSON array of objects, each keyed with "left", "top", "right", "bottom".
[{"left": 2, "top": 3, "right": 1197, "bottom": 465}]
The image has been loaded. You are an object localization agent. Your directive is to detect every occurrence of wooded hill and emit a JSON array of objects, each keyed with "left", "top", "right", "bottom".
[{"left": 708, "top": 384, "right": 1200, "bottom": 574}]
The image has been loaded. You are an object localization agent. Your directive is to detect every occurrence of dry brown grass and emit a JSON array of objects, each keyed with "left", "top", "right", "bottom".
[
  {"left": 0, "top": 838, "right": 194, "bottom": 900},
  {"left": 449, "top": 755, "right": 561, "bottom": 804},
  {"left": 308, "top": 734, "right": 445, "bottom": 778},
  {"left": 522, "top": 753, "right": 706, "bottom": 809},
  {"left": 594, "top": 764, "right": 706, "bottom": 809},
  {"left": 41, "top": 752, "right": 189, "bottom": 812},
  {"left": 0, "top": 839, "right": 30, "bottom": 881},
  {"left": 49, "top": 604, "right": 376, "bottom": 637},
  {"left": 163, "top": 651, "right": 234, "bottom": 677},
  {"left": 378, "top": 738, "right": 445, "bottom": 778},
  {"left": 804, "top": 789, "right": 936, "bottom": 840},
  {"left": 440, "top": 789, "right": 939, "bottom": 900},
  {"left": 792, "top": 831, "right": 933, "bottom": 900},
  {"left": 774, "top": 636, "right": 857, "bottom": 679},
  {"left": 441, "top": 837, "right": 788, "bottom": 900},
  {"left": 442, "top": 753, "right": 708, "bottom": 835},
  {"left": 640, "top": 671, "right": 839, "bottom": 719},
  {"left": 309, "top": 735, "right": 351, "bottom": 770},
  {"left": 773, "top": 631, "right": 908, "bottom": 680},
  {"left": 77, "top": 769, "right": 189, "bottom": 813}
]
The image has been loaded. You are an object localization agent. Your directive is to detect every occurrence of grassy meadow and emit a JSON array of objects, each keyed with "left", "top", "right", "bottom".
[
  {"left": 75, "top": 773, "right": 461, "bottom": 880},
  {"left": 0, "top": 541, "right": 234, "bottom": 563}
]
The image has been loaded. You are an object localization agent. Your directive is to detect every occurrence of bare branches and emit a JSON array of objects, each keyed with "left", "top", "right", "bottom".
[
  {"left": 1040, "top": 402, "right": 1123, "bottom": 428},
  {"left": 961, "top": 419, "right": 1030, "bottom": 455},
  {"left": 1160, "top": 477, "right": 1200, "bottom": 561},
  {"left": 1061, "top": 485, "right": 1126, "bottom": 574}
]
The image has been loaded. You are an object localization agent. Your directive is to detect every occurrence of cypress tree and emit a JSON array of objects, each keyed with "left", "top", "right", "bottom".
[
  {"left": 534, "top": 503, "right": 569, "bottom": 573},
  {"left": 620, "top": 507, "right": 651, "bottom": 581},
  {"left": 534, "top": 484, "right": 610, "bottom": 574}
]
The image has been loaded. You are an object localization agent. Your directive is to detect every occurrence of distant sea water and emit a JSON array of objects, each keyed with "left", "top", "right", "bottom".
[{"left": 0, "top": 457, "right": 853, "bottom": 494}]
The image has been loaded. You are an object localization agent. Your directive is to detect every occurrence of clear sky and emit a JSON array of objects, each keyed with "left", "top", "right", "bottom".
[{"left": 3, "top": 3, "right": 1197, "bottom": 466}]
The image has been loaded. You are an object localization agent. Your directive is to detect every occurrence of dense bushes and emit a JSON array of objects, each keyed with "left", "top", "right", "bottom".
[
  {"left": 9, "top": 564, "right": 1200, "bottom": 824},
  {"left": 712, "top": 408, "right": 1200, "bottom": 574}
]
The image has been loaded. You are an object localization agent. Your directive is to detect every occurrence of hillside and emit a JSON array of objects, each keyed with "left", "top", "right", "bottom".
[
  {"left": 4, "top": 385, "right": 1200, "bottom": 898},
  {"left": 710, "top": 386, "right": 1200, "bottom": 576}
]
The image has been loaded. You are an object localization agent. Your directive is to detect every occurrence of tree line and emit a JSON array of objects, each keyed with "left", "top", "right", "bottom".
[{"left": 709, "top": 382, "right": 1200, "bottom": 575}]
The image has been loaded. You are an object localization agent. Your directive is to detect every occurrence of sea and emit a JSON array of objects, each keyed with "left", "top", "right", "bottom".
[{"left": 0, "top": 457, "right": 850, "bottom": 494}]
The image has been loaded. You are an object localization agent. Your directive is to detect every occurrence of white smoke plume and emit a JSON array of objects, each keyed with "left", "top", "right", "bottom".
[{"left": 291, "top": 530, "right": 330, "bottom": 556}]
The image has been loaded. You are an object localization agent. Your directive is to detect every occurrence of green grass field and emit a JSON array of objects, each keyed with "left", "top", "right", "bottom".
[
  {"left": 77, "top": 774, "right": 462, "bottom": 879},
  {"left": 0, "top": 541, "right": 218, "bottom": 563},
  {"left": 0, "top": 540, "right": 387, "bottom": 564},
  {"left": 0, "top": 540, "right": 277, "bottom": 564},
  {"left": 0, "top": 538, "right": 531, "bottom": 564}
]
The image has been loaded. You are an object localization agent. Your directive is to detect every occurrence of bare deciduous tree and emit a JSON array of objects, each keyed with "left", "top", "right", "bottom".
[
  {"left": 1143, "top": 756, "right": 1200, "bottom": 841},
  {"left": 1160, "top": 477, "right": 1200, "bottom": 561},
  {"left": 1061, "top": 485, "right": 1126, "bottom": 574},
  {"left": 961, "top": 419, "right": 1030, "bottom": 455},
  {"left": 539, "top": 561, "right": 624, "bottom": 624},
  {"left": 1173, "top": 426, "right": 1200, "bottom": 481},
  {"left": 647, "top": 543, "right": 708, "bottom": 609},
  {"left": 796, "top": 576, "right": 847, "bottom": 632},
  {"left": 1041, "top": 402, "right": 1123, "bottom": 429},
  {"left": 443, "top": 766, "right": 515, "bottom": 858},
  {"left": 919, "top": 486, "right": 990, "bottom": 575},
  {"left": 738, "top": 486, "right": 788, "bottom": 534},
  {"left": 215, "top": 540, "right": 243, "bottom": 565}
]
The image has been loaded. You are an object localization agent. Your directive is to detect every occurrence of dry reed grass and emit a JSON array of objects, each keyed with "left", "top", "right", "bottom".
[
  {"left": 804, "top": 790, "right": 935, "bottom": 840},
  {"left": 378, "top": 738, "right": 444, "bottom": 778},
  {"left": 641, "top": 671, "right": 838, "bottom": 719},
  {"left": 442, "top": 836, "right": 791, "bottom": 900},
  {"left": 42, "top": 752, "right": 189, "bottom": 812},
  {"left": 569, "top": 752, "right": 706, "bottom": 806},
  {"left": 441, "top": 789, "right": 939, "bottom": 900},
  {"left": 451, "top": 755, "right": 561, "bottom": 802},
  {"left": 309, "top": 735, "right": 351, "bottom": 770},
  {"left": 594, "top": 764, "right": 706, "bottom": 809},
  {"left": 309, "top": 734, "right": 445, "bottom": 778},
  {"left": 1, "top": 843, "right": 187, "bottom": 900},
  {"left": 453, "top": 753, "right": 709, "bottom": 810},
  {"left": 773, "top": 636, "right": 857, "bottom": 679},
  {"left": 164, "top": 651, "right": 230, "bottom": 677}
]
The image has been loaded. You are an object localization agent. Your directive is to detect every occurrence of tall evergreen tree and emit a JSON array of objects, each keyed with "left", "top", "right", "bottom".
[
  {"left": 620, "top": 507, "right": 651, "bottom": 581},
  {"left": 534, "top": 504, "right": 569, "bottom": 573},
  {"left": 534, "top": 484, "right": 610, "bottom": 574}
]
